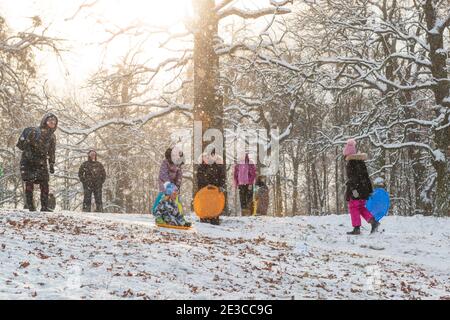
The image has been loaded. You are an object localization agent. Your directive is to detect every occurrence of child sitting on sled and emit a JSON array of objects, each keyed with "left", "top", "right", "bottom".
[{"left": 153, "top": 182, "right": 191, "bottom": 227}]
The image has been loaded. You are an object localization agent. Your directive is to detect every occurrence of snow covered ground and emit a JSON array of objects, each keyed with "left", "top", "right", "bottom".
[{"left": 0, "top": 209, "right": 449, "bottom": 300}]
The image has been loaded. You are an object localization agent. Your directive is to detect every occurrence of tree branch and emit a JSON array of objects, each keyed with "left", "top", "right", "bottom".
[{"left": 218, "top": 6, "right": 291, "bottom": 20}]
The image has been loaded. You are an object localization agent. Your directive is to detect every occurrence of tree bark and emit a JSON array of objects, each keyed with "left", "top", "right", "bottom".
[
  {"left": 423, "top": 0, "right": 450, "bottom": 216},
  {"left": 192, "top": 0, "right": 227, "bottom": 211}
]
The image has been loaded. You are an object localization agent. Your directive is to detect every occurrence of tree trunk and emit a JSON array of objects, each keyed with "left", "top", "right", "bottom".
[
  {"left": 292, "top": 160, "right": 299, "bottom": 215},
  {"left": 424, "top": 0, "right": 450, "bottom": 216},
  {"left": 192, "top": 0, "right": 226, "bottom": 208},
  {"left": 115, "top": 75, "right": 133, "bottom": 213},
  {"left": 335, "top": 147, "right": 340, "bottom": 214}
]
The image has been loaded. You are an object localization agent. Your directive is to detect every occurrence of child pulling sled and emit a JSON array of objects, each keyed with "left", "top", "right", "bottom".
[{"left": 343, "top": 139, "right": 380, "bottom": 235}]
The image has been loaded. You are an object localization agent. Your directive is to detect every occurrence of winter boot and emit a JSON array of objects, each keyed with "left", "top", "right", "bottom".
[
  {"left": 48, "top": 193, "right": 56, "bottom": 211},
  {"left": 369, "top": 218, "right": 380, "bottom": 234},
  {"left": 210, "top": 217, "right": 220, "bottom": 225},
  {"left": 40, "top": 194, "right": 52, "bottom": 212},
  {"left": 25, "top": 192, "right": 36, "bottom": 212},
  {"left": 347, "top": 226, "right": 361, "bottom": 235}
]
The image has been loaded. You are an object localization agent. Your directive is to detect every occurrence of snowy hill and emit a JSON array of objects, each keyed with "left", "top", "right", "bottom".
[{"left": 0, "top": 209, "right": 449, "bottom": 300}]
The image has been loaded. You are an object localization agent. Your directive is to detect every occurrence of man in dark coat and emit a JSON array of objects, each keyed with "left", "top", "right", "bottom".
[
  {"left": 17, "top": 113, "right": 58, "bottom": 212},
  {"left": 78, "top": 150, "right": 106, "bottom": 212}
]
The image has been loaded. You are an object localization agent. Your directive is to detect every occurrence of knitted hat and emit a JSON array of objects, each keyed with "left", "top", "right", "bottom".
[
  {"left": 373, "top": 177, "right": 385, "bottom": 188},
  {"left": 164, "top": 182, "right": 178, "bottom": 196},
  {"left": 343, "top": 139, "right": 357, "bottom": 157}
]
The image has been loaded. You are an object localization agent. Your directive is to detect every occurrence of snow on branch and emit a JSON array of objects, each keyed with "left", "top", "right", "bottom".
[
  {"left": 59, "top": 103, "right": 192, "bottom": 136},
  {"left": 322, "top": 126, "right": 441, "bottom": 162},
  {"left": 225, "top": 105, "right": 260, "bottom": 122},
  {"left": 270, "top": 0, "right": 294, "bottom": 6},
  {"left": 218, "top": 6, "right": 291, "bottom": 20},
  {"left": 216, "top": 42, "right": 302, "bottom": 73},
  {"left": 330, "top": 18, "right": 430, "bottom": 51},
  {"left": 368, "top": 133, "right": 436, "bottom": 159},
  {"left": 1, "top": 32, "right": 63, "bottom": 54}
]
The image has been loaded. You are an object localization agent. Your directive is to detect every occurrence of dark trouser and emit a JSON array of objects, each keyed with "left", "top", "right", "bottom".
[
  {"left": 238, "top": 185, "right": 253, "bottom": 211},
  {"left": 83, "top": 185, "right": 103, "bottom": 212},
  {"left": 25, "top": 180, "right": 49, "bottom": 210}
]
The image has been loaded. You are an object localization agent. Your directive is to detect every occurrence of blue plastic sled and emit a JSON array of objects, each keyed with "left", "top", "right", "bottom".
[{"left": 366, "top": 188, "right": 390, "bottom": 221}]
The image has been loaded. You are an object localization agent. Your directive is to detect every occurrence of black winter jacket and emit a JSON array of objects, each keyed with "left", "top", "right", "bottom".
[
  {"left": 345, "top": 160, "right": 373, "bottom": 201},
  {"left": 18, "top": 113, "right": 58, "bottom": 182},
  {"left": 197, "top": 163, "right": 226, "bottom": 190},
  {"left": 78, "top": 160, "right": 106, "bottom": 188}
]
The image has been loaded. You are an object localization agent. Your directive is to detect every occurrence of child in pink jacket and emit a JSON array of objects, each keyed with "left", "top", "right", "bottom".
[{"left": 233, "top": 153, "right": 257, "bottom": 215}]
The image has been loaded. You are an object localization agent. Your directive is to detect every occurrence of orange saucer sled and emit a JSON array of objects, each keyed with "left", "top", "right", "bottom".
[{"left": 193, "top": 185, "right": 225, "bottom": 219}]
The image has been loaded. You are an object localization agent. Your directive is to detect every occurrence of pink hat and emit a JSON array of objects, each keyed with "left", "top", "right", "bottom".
[{"left": 343, "top": 139, "right": 357, "bottom": 157}]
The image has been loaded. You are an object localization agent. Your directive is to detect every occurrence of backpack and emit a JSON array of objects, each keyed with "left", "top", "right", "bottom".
[{"left": 16, "top": 127, "right": 41, "bottom": 151}]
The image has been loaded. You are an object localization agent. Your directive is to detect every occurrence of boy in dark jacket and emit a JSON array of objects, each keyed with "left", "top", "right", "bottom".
[
  {"left": 344, "top": 139, "right": 379, "bottom": 235},
  {"left": 17, "top": 113, "right": 58, "bottom": 212},
  {"left": 254, "top": 176, "right": 269, "bottom": 216},
  {"left": 78, "top": 150, "right": 106, "bottom": 212}
]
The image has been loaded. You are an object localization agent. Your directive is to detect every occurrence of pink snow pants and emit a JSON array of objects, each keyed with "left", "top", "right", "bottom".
[{"left": 348, "top": 199, "right": 373, "bottom": 227}]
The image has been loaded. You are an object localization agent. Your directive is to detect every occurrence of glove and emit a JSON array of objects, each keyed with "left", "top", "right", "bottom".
[
  {"left": 352, "top": 189, "right": 359, "bottom": 198},
  {"left": 49, "top": 163, "right": 55, "bottom": 174}
]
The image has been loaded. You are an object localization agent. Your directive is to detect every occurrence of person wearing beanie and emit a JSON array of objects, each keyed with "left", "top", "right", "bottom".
[
  {"left": 343, "top": 139, "right": 379, "bottom": 235},
  {"left": 343, "top": 139, "right": 357, "bottom": 157},
  {"left": 78, "top": 149, "right": 106, "bottom": 212},
  {"left": 153, "top": 182, "right": 191, "bottom": 227}
]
